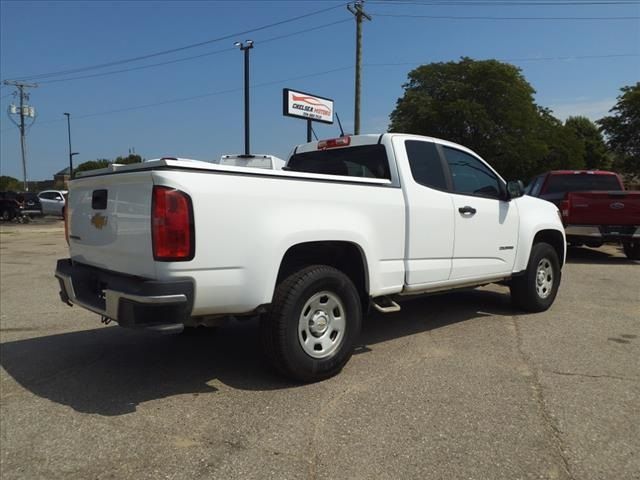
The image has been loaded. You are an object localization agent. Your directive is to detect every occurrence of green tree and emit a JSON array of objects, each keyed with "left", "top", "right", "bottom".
[
  {"left": 597, "top": 83, "right": 640, "bottom": 176},
  {"left": 389, "top": 57, "right": 583, "bottom": 179},
  {"left": 537, "top": 110, "right": 585, "bottom": 172},
  {"left": 0, "top": 175, "right": 22, "bottom": 191},
  {"left": 75, "top": 159, "right": 111, "bottom": 173},
  {"left": 114, "top": 154, "right": 143, "bottom": 165},
  {"left": 564, "top": 116, "right": 609, "bottom": 170}
]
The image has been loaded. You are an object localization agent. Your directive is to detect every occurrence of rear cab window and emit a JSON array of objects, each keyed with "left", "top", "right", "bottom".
[{"left": 287, "top": 144, "right": 390, "bottom": 180}]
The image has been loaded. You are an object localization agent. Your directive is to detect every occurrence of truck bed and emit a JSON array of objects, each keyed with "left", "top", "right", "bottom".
[{"left": 67, "top": 158, "right": 406, "bottom": 316}]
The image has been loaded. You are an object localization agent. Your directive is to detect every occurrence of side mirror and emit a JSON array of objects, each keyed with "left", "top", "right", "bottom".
[{"left": 506, "top": 180, "right": 525, "bottom": 200}]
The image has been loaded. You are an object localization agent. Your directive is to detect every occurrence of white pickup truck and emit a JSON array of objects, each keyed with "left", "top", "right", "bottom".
[{"left": 55, "top": 134, "right": 565, "bottom": 381}]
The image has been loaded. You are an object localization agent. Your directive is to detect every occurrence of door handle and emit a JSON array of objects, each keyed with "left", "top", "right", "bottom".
[{"left": 458, "top": 206, "right": 477, "bottom": 215}]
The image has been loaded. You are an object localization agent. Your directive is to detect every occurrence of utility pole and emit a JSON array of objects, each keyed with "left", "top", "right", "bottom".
[
  {"left": 347, "top": 1, "right": 371, "bottom": 135},
  {"left": 63, "top": 112, "right": 79, "bottom": 182},
  {"left": 4, "top": 80, "right": 38, "bottom": 191},
  {"left": 234, "top": 40, "right": 254, "bottom": 156}
]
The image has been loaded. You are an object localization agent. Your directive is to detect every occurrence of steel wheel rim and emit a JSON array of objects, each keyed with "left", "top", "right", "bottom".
[
  {"left": 535, "top": 258, "right": 554, "bottom": 299},
  {"left": 298, "top": 290, "right": 346, "bottom": 359}
]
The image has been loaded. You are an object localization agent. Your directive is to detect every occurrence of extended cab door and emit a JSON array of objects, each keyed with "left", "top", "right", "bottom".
[
  {"left": 395, "top": 138, "right": 455, "bottom": 285},
  {"left": 441, "top": 146, "right": 519, "bottom": 280}
]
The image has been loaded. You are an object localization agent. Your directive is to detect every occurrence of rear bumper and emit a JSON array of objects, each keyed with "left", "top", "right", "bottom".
[
  {"left": 565, "top": 224, "right": 640, "bottom": 243},
  {"left": 55, "top": 258, "right": 194, "bottom": 331}
]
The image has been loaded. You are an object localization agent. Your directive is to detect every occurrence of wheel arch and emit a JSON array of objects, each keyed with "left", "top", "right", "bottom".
[
  {"left": 532, "top": 229, "right": 566, "bottom": 268},
  {"left": 274, "top": 241, "right": 370, "bottom": 303}
]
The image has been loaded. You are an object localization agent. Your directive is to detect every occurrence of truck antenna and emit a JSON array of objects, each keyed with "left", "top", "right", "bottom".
[{"left": 335, "top": 112, "right": 345, "bottom": 137}]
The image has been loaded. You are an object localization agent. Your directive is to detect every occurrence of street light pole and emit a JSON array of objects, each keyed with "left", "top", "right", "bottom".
[
  {"left": 63, "top": 112, "right": 75, "bottom": 180},
  {"left": 234, "top": 40, "right": 254, "bottom": 157}
]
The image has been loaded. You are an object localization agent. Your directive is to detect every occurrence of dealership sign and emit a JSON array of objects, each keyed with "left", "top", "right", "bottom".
[{"left": 282, "top": 89, "right": 334, "bottom": 124}]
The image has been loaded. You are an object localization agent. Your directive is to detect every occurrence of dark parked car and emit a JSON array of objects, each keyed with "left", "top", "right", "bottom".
[
  {"left": 0, "top": 191, "right": 23, "bottom": 221},
  {"left": 17, "top": 192, "right": 42, "bottom": 217}
]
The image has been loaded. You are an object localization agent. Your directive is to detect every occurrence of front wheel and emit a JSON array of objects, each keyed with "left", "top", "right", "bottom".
[
  {"left": 510, "top": 242, "right": 561, "bottom": 312},
  {"left": 623, "top": 241, "right": 640, "bottom": 260},
  {"left": 261, "top": 265, "right": 362, "bottom": 382}
]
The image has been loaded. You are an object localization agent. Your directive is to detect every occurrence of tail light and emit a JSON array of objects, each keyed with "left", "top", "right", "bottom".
[
  {"left": 317, "top": 136, "right": 351, "bottom": 150},
  {"left": 152, "top": 186, "right": 195, "bottom": 261},
  {"left": 64, "top": 206, "right": 69, "bottom": 245}
]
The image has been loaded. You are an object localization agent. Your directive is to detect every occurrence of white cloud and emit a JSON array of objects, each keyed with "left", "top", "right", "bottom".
[{"left": 548, "top": 98, "right": 616, "bottom": 122}]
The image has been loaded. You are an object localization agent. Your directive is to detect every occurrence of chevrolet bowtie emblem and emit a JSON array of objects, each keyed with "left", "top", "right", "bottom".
[{"left": 91, "top": 213, "right": 108, "bottom": 230}]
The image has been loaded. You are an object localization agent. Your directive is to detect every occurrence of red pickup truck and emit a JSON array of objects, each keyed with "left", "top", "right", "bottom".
[{"left": 526, "top": 170, "right": 640, "bottom": 260}]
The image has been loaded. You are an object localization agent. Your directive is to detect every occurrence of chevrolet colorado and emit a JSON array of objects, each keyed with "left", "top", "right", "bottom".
[{"left": 55, "top": 134, "right": 566, "bottom": 381}]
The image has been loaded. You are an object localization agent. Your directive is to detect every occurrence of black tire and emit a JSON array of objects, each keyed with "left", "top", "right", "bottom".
[
  {"left": 510, "top": 242, "right": 561, "bottom": 312},
  {"left": 623, "top": 241, "right": 640, "bottom": 260},
  {"left": 261, "top": 265, "right": 362, "bottom": 383},
  {"left": 1, "top": 209, "right": 12, "bottom": 221}
]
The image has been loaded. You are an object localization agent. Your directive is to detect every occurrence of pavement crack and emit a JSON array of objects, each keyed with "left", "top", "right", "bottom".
[
  {"left": 511, "top": 316, "right": 576, "bottom": 480},
  {"left": 547, "top": 370, "right": 635, "bottom": 382}
]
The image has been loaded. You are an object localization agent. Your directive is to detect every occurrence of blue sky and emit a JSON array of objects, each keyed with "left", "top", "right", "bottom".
[{"left": 1, "top": 0, "right": 639, "bottom": 182}]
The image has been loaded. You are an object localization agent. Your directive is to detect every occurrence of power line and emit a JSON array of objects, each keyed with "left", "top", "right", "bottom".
[
  {"left": 36, "top": 19, "right": 352, "bottom": 85},
  {"left": 1, "top": 50, "right": 635, "bottom": 134},
  {"left": 1, "top": 2, "right": 348, "bottom": 82},
  {"left": 372, "top": 12, "right": 640, "bottom": 19},
  {"left": 16, "top": 66, "right": 354, "bottom": 128}
]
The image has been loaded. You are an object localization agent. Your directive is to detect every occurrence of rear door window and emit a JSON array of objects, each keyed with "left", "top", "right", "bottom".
[
  {"left": 287, "top": 144, "right": 390, "bottom": 179},
  {"left": 405, "top": 140, "right": 448, "bottom": 190}
]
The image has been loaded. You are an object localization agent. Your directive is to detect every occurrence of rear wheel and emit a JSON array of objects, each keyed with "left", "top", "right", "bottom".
[
  {"left": 623, "top": 241, "right": 640, "bottom": 260},
  {"left": 511, "top": 242, "right": 561, "bottom": 312},
  {"left": 261, "top": 265, "right": 362, "bottom": 382}
]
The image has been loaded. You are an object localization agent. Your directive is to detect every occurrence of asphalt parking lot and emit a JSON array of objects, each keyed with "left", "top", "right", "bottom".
[{"left": 1, "top": 220, "right": 638, "bottom": 480}]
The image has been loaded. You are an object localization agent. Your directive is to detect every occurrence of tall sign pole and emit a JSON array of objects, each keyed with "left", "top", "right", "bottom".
[
  {"left": 4, "top": 80, "right": 38, "bottom": 191},
  {"left": 347, "top": 1, "right": 371, "bottom": 135},
  {"left": 235, "top": 40, "right": 254, "bottom": 156}
]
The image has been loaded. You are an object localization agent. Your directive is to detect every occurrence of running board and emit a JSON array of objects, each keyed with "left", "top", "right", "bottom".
[{"left": 371, "top": 296, "right": 401, "bottom": 313}]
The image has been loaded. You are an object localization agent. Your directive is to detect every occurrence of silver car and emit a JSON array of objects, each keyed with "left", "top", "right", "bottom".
[{"left": 38, "top": 190, "right": 67, "bottom": 217}]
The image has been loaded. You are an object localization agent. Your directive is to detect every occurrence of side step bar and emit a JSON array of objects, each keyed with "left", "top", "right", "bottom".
[{"left": 371, "top": 296, "right": 401, "bottom": 313}]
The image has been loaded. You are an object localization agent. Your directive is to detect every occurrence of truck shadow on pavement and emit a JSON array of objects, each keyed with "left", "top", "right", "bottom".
[
  {"left": 566, "top": 246, "right": 638, "bottom": 265},
  {"left": 0, "top": 289, "right": 516, "bottom": 416}
]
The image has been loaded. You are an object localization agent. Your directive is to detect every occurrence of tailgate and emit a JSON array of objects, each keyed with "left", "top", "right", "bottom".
[
  {"left": 68, "top": 171, "right": 157, "bottom": 278},
  {"left": 566, "top": 191, "right": 640, "bottom": 226}
]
